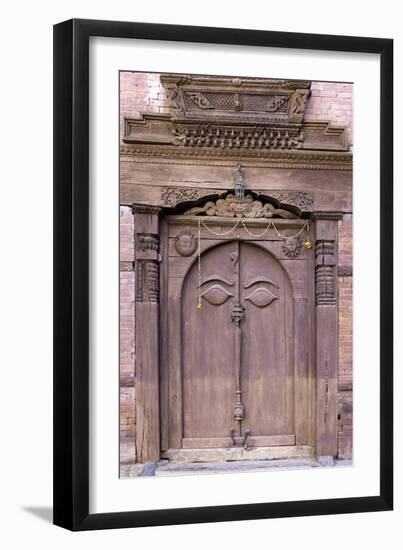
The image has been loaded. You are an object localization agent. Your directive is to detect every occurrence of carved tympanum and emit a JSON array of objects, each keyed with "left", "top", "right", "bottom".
[
  {"left": 174, "top": 230, "right": 198, "bottom": 256},
  {"left": 184, "top": 193, "right": 297, "bottom": 219}
]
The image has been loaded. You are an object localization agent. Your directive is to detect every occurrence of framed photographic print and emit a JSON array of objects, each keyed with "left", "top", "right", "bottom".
[{"left": 53, "top": 19, "right": 393, "bottom": 530}]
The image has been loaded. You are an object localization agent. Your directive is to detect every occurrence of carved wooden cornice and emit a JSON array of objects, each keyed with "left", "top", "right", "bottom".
[
  {"left": 122, "top": 74, "right": 349, "bottom": 160},
  {"left": 131, "top": 204, "right": 162, "bottom": 215},
  {"left": 313, "top": 211, "right": 344, "bottom": 221},
  {"left": 120, "top": 145, "right": 352, "bottom": 171},
  {"left": 123, "top": 114, "right": 348, "bottom": 153}
]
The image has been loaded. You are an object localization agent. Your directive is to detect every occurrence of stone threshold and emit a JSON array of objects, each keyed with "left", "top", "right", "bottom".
[{"left": 120, "top": 458, "right": 352, "bottom": 478}]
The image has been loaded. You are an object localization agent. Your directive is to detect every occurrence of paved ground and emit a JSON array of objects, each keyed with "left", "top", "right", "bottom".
[{"left": 120, "top": 458, "right": 352, "bottom": 478}]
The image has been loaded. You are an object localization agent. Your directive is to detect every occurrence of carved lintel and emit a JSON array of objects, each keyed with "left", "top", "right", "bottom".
[{"left": 338, "top": 265, "right": 353, "bottom": 277}]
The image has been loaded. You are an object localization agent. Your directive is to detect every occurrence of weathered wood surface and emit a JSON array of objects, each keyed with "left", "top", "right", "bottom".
[
  {"left": 163, "top": 233, "right": 311, "bottom": 453},
  {"left": 120, "top": 162, "right": 352, "bottom": 212}
]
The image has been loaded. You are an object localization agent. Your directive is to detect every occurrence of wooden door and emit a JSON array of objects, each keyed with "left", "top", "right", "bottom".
[{"left": 165, "top": 235, "right": 301, "bottom": 451}]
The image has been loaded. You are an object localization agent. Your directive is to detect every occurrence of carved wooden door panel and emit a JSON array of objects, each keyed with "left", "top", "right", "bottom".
[{"left": 166, "top": 237, "right": 298, "bottom": 451}]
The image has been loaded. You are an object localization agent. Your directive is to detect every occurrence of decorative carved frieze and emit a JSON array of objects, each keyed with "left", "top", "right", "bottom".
[
  {"left": 183, "top": 193, "right": 298, "bottom": 219},
  {"left": 160, "top": 74, "right": 311, "bottom": 124},
  {"left": 160, "top": 188, "right": 314, "bottom": 214},
  {"left": 313, "top": 211, "right": 344, "bottom": 221},
  {"left": 172, "top": 124, "right": 304, "bottom": 149},
  {"left": 263, "top": 191, "right": 314, "bottom": 211},
  {"left": 121, "top": 145, "right": 352, "bottom": 171},
  {"left": 315, "top": 240, "right": 337, "bottom": 305},
  {"left": 161, "top": 187, "right": 221, "bottom": 207}
]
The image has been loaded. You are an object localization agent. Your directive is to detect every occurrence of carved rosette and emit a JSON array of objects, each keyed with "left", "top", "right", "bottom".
[{"left": 315, "top": 240, "right": 336, "bottom": 305}]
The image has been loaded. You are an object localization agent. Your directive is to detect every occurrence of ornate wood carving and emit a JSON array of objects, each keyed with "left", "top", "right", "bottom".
[
  {"left": 315, "top": 240, "right": 336, "bottom": 305},
  {"left": 282, "top": 236, "right": 303, "bottom": 258},
  {"left": 121, "top": 145, "right": 352, "bottom": 174},
  {"left": 172, "top": 124, "right": 304, "bottom": 149},
  {"left": 160, "top": 187, "right": 314, "bottom": 213},
  {"left": 161, "top": 187, "right": 221, "bottom": 207},
  {"left": 265, "top": 191, "right": 314, "bottom": 211},
  {"left": 135, "top": 257, "right": 159, "bottom": 303},
  {"left": 160, "top": 74, "right": 311, "bottom": 124},
  {"left": 183, "top": 193, "right": 298, "bottom": 218},
  {"left": 174, "top": 230, "right": 198, "bottom": 256},
  {"left": 123, "top": 75, "right": 349, "bottom": 157}
]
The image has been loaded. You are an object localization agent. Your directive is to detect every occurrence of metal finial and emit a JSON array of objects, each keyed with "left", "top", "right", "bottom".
[{"left": 235, "top": 164, "right": 245, "bottom": 201}]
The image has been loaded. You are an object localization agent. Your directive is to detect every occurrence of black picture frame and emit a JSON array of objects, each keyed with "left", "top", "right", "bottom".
[{"left": 53, "top": 18, "right": 393, "bottom": 531}]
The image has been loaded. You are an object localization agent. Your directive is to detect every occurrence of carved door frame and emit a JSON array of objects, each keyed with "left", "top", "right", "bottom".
[{"left": 132, "top": 204, "right": 341, "bottom": 463}]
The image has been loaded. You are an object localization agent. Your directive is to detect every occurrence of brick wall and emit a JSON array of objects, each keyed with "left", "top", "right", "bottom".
[
  {"left": 120, "top": 206, "right": 135, "bottom": 466},
  {"left": 305, "top": 81, "right": 353, "bottom": 148},
  {"left": 120, "top": 73, "right": 353, "bottom": 463},
  {"left": 337, "top": 215, "right": 353, "bottom": 458}
]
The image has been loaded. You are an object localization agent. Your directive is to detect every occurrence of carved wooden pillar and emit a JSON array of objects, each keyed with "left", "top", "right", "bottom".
[
  {"left": 132, "top": 205, "right": 161, "bottom": 463},
  {"left": 314, "top": 212, "right": 342, "bottom": 460}
]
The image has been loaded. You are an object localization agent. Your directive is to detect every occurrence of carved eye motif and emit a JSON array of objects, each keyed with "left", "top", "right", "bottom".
[
  {"left": 201, "top": 285, "right": 233, "bottom": 306},
  {"left": 245, "top": 287, "right": 278, "bottom": 308}
]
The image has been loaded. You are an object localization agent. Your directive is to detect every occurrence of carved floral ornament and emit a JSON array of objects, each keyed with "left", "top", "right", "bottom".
[
  {"left": 183, "top": 193, "right": 299, "bottom": 219},
  {"left": 161, "top": 187, "right": 314, "bottom": 213}
]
